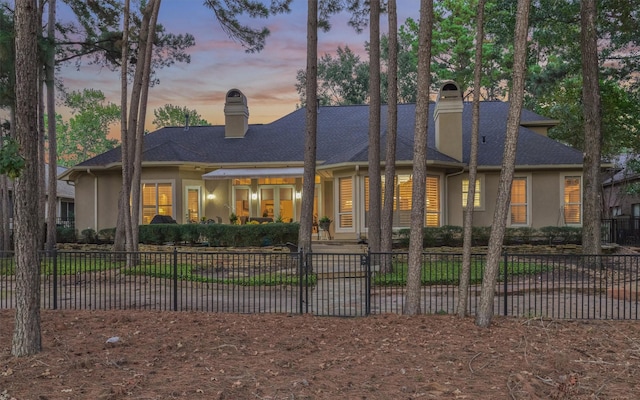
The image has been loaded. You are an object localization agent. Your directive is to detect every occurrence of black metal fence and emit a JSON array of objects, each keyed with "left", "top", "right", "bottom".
[
  {"left": 0, "top": 249, "right": 638, "bottom": 319},
  {"left": 602, "top": 217, "right": 640, "bottom": 246}
]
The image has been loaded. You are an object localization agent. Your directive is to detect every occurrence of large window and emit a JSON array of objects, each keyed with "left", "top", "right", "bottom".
[
  {"left": 364, "top": 174, "right": 440, "bottom": 227},
  {"left": 510, "top": 177, "right": 528, "bottom": 225},
  {"left": 142, "top": 182, "right": 173, "bottom": 224},
  {"left": 563, "top": 176, "right": 581, "bottom": 224}
]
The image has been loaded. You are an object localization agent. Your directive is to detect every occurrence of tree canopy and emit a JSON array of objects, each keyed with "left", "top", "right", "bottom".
[
  {"left": 152, "top": 104, "right": 212, "bottom": 129},
  {"left": 56, "top": 89, "right": 120, "bottom": 167}
]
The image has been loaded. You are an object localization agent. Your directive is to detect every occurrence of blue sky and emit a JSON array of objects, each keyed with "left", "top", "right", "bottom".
[{"left": 56, "top": 0, "right": 419, "bottom": 129}]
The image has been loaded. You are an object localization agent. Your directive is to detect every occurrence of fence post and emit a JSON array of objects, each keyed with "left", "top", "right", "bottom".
[
  {"left": 298, "top": 249, "right": 304, "bottom": 314},
  {"left": 173, "top": 248, "right": 178, "bottom": 311},
  {"left": 503, "top": 251, "right": 508, "bottom": 316},
  {"left": 52, "top": 249, "right": 58, "bottom": 310},
  {"left": 364, "top": 249, "right": 371, "bottom": 316}
]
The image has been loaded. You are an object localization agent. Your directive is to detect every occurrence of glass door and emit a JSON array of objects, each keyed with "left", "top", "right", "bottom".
[
  {"left": 260, "top": 188, "right": 275, "bottom": 218},
  {"left": 186, "top": 187, "right": 200, "bottom": 223},
  {"left": 279, "top": 187, "right": 293, "bottom": 222}
]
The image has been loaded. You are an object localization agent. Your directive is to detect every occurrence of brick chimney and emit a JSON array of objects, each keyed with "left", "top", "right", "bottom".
[
  {"left": 434, "top": 81, "right": 463, "bottom": 161},
  {"left": 224, "top": 88, "right": 249, "bottom": 138}
]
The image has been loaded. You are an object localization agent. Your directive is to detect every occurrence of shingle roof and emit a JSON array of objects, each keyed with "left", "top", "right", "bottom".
[{"left": 77, "top": 102, "right": 583, "bottom": 168}]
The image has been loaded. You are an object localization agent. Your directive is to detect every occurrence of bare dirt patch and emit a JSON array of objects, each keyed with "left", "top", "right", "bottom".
[{"left": 1, "top": 310, "right": 639, "bottom": 399}]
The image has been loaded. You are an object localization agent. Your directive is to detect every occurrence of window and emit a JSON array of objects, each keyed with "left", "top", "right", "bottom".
[
  {"left": 510, "top": 177, "right": 528, "bottom": 225},
  {"left": 60, "top": 201, "right": 74, "bottom": 221},
  {"left": 142, "top": 182, "right": 173, "bottom": 224},
  {"left": 186, "top": 187, "right": 200, "bottom": 222},
  {"left": 426, "top": 176, "right": 440, "bottom": 227},
  {"left": 338, "top": 177, "right": 353, "bottom": 228},
  {"left": 258, "top": 177, "right": 295, "bottom": 185},
  {"left": 396, "top": 175, "right": 413, "bottom": 226},
  {"left": 462, "top": 178, "right": 482, "bottom": 208},
  {"left": 563, "top": 176, "right": 581, "bottom": 224},
  {"left": 632, "top": 204, "right": 640, "bottom": 218},
  {"left": 364, "top": 174, "right": 440, "bottom": 227},
  {"left": 233, "top": 187, "right": 250, "bottom": 218}
]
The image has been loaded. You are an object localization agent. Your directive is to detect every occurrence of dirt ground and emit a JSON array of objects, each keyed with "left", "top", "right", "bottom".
[{"left": 0, "top": 310, "right": 639, "bottom": 399}]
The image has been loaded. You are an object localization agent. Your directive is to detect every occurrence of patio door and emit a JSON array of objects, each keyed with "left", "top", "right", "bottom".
[
  {"left": 186, "top": 186, "right": 201, "bottom": 223},
  {"left": 259, "top": 186, "right": 294, "bottom": 221}
]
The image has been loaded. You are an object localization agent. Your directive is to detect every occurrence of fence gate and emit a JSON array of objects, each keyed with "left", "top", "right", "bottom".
[{"left": 302, "top": 253, "right": 371, "bottom": 316}]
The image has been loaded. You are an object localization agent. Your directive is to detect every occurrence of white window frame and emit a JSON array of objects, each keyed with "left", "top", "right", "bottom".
[
  {"left": 184, "top": 185, "right": 202, "bottom": 223},
  {"left": 335, "top": 175, "right": 356, "bottom": 233},
  {"left": 462, "top": 174, "right": 485, "bottom": 211},
  {"left": 561, "top": 174, "right": 583, "bottom": 226},
  {"left": 508, "top": 175, "right": 531, "bottom": 227},
  {"left": 141, "top": 179, "right": 176, "bottom": 223}
]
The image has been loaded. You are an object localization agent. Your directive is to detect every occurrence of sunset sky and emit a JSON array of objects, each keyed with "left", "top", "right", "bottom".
[{"left": 55, "top": 1, "right": 419, "bottom": 130}]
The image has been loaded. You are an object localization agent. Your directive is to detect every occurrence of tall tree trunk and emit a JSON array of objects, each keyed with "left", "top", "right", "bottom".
[
  {"left": 298, "top": 0, "right": 318, "bottom": 254},
  {"left": 119, "top": 0, "right": 153, "bottom": 253},
  {"left": 1, "top": 108, "right": 16, "bottom": 252},
  {"left": 45, "top": 0, "right": 57, "bottom": 251},
  {"left": 580, "top": 0, "right": 602, "bottom": 256},
  {"left": 0, "top": 108, "right": 12, "bottom": 252},
  {"left": 114, "top": 0, "right": 130, "bottom": 253},
  {"left": 380, "top": 0, "right": 397, "bottom": 273},
  {"left": 367, "top": 0, "right": 381, "bottom": 253},
  {"left": 130, "top": 0, "right": 161, "bottom": 253},
  {"left": 457, "top": 0, "right": 485, "bottom": 318},
  {"left": 38, "top": 71, "right": 45, "bottom": 250},
  {"left": 475, "top": 0, "right": 531, "bottom": 328},
  {"left": 0, "top": 173, "right": 9, "bottom": 252},
  {"left": 12, "top": 0, "right": 42, "bottom": 356},
  {"left": 404, "top": 0, "right": 433, "bottom": 315}
]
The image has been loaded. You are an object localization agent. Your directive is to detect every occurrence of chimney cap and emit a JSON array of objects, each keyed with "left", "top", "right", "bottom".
[
  {"left": 226, "top": 88, "right": 246, "bottom": 104},
  {"left": 437, "top": 80, "right": 462, "bottom": 101}
]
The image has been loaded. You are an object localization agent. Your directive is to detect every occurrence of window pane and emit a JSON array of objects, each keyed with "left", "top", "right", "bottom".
[
  {"left": 510, "top": 178, "right": 527, "bottom": 224},
  {"left": 564, "top": 177, "right": 581, "bottom": 224},
  {"left": 233, "top": 178, "right": 251, "bottom": 186},
  {"left": 339, "top": 177, "right": 353, "bottom": 228},
  {"left": 142, "top": 184, "right": 157, "bottom": 224},
  {"left": 462, "top": 178, "right": 481, "bottom": 207},
  {"left": 187, "top": 189, "right": 199, "bottom": 222},
  {"left": 142, "top": 183, "right": 173, "bottom": 224},
  {"left": 258, "top": 177, "right": 295, "bottom": 185},
  {"left": 279, "top": 187, "right": 294, "bottom": 222},
  {"left": 397, "top": 176, "right": 412, "bottom": 226},
  {"left": 157, "top": 183, "right": 172, "bottom": 216},
  {"left": 426, "top": 176, "right": 440, "bottom": 227},
  {"left": 234, "top": 188, "right": 249, "bottom": 217}
]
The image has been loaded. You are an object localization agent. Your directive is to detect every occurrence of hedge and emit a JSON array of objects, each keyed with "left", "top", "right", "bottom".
[{"left": 396, "top": 225, "right": 583, "bottom": 247}]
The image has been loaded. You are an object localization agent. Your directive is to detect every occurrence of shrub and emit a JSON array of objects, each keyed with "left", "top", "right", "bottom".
[
  {"left": 56, "top": 226, "right": 77, "bottom": 243},
  {"left": 97, "top": 228, "right": 115, "bottom": 243},
  {"left": 80, "top": 228, "right": 97, "bottom": 244}
]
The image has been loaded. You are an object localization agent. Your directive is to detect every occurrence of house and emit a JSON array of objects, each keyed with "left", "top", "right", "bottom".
[
  {"left": 601, "top": 153, "right": 640, "bottom": 244},
  {"left": 59, "top": 82, "right": 585, "bottom": 240},
  {"left": 8, "top": 164, "right": 75, "bottom": 229}
]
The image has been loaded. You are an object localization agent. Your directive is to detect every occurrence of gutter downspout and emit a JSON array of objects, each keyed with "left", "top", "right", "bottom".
[
  {"left": 445, "top": 167, "right": 466, "bottom": 225},
  {"left": 87, "top": 169, "right": 98, "bottom": 230}
]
